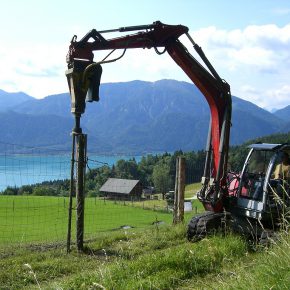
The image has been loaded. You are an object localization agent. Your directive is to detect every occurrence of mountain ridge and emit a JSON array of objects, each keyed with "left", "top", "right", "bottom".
[
  {"left": 274, "top": 105, "right": 290, "bottom": 122},
  {"left": 0, "top": 80, "right": 289, "bottom": 153},
  {"left": 0, "top": 89, "right": 35, "bottom": 112}
]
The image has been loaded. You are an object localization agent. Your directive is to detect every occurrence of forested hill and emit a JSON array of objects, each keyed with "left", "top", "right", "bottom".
[
  {"left": 2, "top": 131, "right": 289, "bottom": 197},
  {"left": 0, "top": 80, "right": 289, "bottom": 153}
]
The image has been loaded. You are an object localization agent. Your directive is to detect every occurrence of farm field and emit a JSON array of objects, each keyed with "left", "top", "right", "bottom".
[
  {"left": 0, "top": 195, "right": 177, "bottom": 245},
  {"left": 0, "top": 183, "right": 204, "bottom": 245}
]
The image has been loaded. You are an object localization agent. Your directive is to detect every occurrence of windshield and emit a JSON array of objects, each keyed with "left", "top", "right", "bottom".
[
  {"left": 240, "top": 150, "right": 273, "bottom": 200},
  {"left": 247, "top": 150, "right": 272, "bottom": 175}
]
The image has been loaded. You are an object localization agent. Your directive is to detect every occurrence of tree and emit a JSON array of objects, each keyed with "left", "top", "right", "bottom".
[
  {"left": 1, "top": 186, "right": 19, "bottom": 195},
  {"left": 114, "top": 159, "right": 136, "bottom": 179},
  {"left": 152, "top": 163, "right": 171, "bottom": 199}
]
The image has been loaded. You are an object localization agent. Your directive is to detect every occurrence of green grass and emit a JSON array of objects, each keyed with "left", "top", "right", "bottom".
[
  {"left": 0, "top": 196, "right": 68, "bottom": 244},
  {"left": 0, "top": 196, "right": 173, "bottom": 244},
  {"left": 132, "top": 198, "right": 167, "bottom": 209},
  {"left": 185, "top": 182, "right": 201, "bottom": 199},
  {"left": 0, "top": 189, "right": 205, "bottom": 245},
  {"left": 181, "top": 232, "right": 290, "bottom": 290},
  {"left": 0, "top": 184, "right": 288, "bottom": 289},
  {"left": 0, "top": 224, "right": 288, "bottom": 290}
]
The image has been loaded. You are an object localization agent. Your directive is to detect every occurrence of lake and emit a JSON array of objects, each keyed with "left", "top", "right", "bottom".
[{"left": 0, "top": 154, "right": 141, "bottom": 191}]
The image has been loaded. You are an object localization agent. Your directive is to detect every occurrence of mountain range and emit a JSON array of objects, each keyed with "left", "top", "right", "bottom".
[{"left": 0, "top": 79, "right": 289, "bottom": 154}]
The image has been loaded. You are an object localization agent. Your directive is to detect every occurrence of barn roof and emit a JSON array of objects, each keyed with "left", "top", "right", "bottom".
[{"left": 99, "top": 178, "right": 140, "bottom": 195}]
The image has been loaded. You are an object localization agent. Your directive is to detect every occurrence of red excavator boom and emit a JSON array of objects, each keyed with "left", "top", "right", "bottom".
[{"left": 66, "top": 21, "right": 232, "bottom": 212}]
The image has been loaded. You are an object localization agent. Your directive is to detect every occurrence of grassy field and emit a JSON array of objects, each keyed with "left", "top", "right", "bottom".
[
  {"left": 0, "top": 224, "right": 289, "bottom": 289},
  {"left": 0, "top": 184, "right": 289, "bottom": 289},
  {"left": 0, "top": 195, "right": 177, "bottom": 245},
  {"left": 0, "top": 194, "right": 204, "bottom": 245}
]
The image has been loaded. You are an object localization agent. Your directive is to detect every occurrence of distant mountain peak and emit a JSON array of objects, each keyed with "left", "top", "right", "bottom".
[
  {"left": 274, "top": 105, "right": 290, "bottom": 122},
  {"left": 0, "top": 90, "right": 35, "bottom": 111}
]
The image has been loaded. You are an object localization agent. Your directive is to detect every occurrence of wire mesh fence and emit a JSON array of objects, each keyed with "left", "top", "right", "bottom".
[
  {"left": 0, "top": 142, "right": 69, "bottom": 246},
  {"left": 0, "top": 141, "right": 203, "bottom": 248}
]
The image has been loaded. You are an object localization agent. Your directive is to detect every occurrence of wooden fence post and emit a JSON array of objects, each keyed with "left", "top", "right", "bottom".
[
  {"left": 173, "top": 157, "right": 179, "bottom": 224},
  {"left": 173, "top": 156, "right": 185, "bottom": 224},
  {"left": 67, "top": 133, "right": 75, "bottom": 253},
  {"left": 178, "top": 157, "right": 185, "bottom": 223},
  {"left": 76, "top": 133, "right": 87, "bottom": 252}
]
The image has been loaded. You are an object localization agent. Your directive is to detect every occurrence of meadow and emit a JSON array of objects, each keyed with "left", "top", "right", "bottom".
[
  {"left": 0, "top": 195, "right": 180, "bottom": 245},
  {"left": 0, "top": 183, "right": 204, "bottom": 245},
  {"left": 0, "top": 185, "right": 289, "bottom": 289}
]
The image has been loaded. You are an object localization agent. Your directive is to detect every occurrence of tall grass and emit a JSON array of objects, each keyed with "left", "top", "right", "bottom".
[
  {"left": 192, "top": 232, "right": 290, "bottom": 290},
  {"left": 58, "top": 226, "right": 248, "bottom": 290},
  {"left": 0, "top": 223, "right": 289, "bottom": 289}
]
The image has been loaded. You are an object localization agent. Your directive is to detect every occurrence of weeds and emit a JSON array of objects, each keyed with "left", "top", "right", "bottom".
[
  {"left": 23, "top": 263, "right": 41, "bottom": 289},
  {"left": 60, "top": 229, "right": 247, "bottom": 290}
]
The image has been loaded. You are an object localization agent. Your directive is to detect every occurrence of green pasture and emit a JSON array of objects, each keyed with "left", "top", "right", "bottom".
[
  {"left": 0, "top": 196, "right": 175, "bottom": 245},
  {"left": 0, "top": 183, "right": 204, "bottom": 246}
]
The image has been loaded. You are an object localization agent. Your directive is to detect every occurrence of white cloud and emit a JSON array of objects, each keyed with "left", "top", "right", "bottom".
[
  {"left": 265, "top": 85, "right": 290, "bottom": 109},
  {"left": 0, "top": 44, "right": 67, "bottom": 98},
  {"left": 190, "top": 23, "right": 290, "bottom": 109},
  {"left": 0, "top": 23, "right": 290, "bottom": 110}
]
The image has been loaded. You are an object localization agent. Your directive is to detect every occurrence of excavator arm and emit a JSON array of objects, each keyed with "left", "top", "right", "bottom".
[{"left": 66, "top": 21, "right": 232, "bottom": 212}]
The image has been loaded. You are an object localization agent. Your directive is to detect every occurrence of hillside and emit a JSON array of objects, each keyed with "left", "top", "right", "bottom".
[{"left": 0, "top": 80, "right": 289, "bottom": 153}]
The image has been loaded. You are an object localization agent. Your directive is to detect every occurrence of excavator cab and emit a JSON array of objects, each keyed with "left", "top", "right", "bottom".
[
  {"left": 188, "top": 143, "right": 290, "bottom": 242},
  {"left": 227, "top": 143, "right": 290, "bottom": 234}
]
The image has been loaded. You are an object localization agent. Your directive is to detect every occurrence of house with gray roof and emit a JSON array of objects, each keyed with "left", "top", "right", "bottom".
[{"left": 99, "top": 178, "right": 142, "bottom": 200}]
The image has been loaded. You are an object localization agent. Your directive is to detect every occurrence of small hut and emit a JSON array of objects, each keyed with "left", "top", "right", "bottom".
[{"left": 99, "top": 178, "right": 142, "bottom": 200}]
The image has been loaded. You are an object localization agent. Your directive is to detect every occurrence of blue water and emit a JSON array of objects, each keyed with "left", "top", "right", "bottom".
[{"left": 0, "top": 154, "right": 141, "bottom": 191}]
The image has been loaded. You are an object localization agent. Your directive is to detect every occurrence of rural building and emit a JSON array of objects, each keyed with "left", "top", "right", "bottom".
[
  {"left": 99, "top": 178, "right": 142, "bottom": 200},
  {"left": 142, "top": 186, "right": 155, "bottom": 199}
]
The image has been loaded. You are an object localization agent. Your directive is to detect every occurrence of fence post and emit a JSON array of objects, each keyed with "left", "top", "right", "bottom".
[
  {"left": 76, "top": 133, "right": 87, "bottom": 252},
  {"left": 178, "top": 157, "right": 185, "bottom": 223},
  {"left": 173, "top": 157, "right": 179, "bottom": 224},
  {"left": 67, "top": 133, "right": 76, "bottom": 253},
  {"left": 173, "top": 156, "right": 185, "bottom": 224}
]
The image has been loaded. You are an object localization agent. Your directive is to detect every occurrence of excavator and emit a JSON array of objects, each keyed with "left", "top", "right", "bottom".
[{"left": 66, "top": 21, "right": 289, "bottom": 243}]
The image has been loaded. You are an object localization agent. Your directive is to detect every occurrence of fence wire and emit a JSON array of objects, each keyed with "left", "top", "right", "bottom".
[
  {"left": 0, "top": 141, "right": 202, "bottom": 247},
  {"left": 0, "top": 142, "right": 70, "bottom": 245}
]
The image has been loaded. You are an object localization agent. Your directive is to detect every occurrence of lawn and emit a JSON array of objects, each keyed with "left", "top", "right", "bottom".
[
  {"left": 0, "top": 195, "right": 174, "bottom": 245},
  {"left": 0, "top": 183, "right": 205, "bottom": 245}
]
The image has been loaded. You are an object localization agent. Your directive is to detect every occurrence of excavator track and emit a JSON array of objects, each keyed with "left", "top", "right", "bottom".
[{"left": 187, "top": 211, "right": 230, "bottom": 241}]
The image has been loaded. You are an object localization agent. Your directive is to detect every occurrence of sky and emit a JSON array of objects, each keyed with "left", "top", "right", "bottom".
[{"left": 1, "top": 0, "right": 290, "bottom": 111}]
